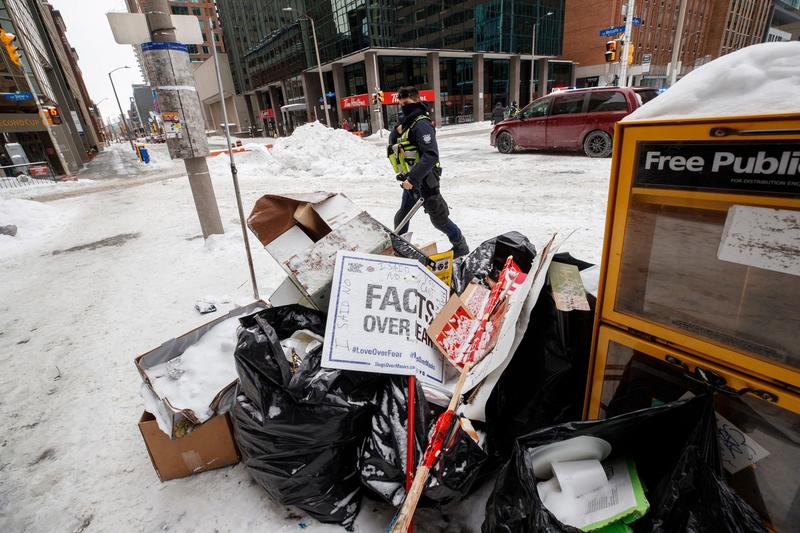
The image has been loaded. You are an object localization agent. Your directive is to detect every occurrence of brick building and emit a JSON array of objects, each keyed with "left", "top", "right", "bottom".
[{"left": 562, "top": 0, "right": 772, "bottom": 88}]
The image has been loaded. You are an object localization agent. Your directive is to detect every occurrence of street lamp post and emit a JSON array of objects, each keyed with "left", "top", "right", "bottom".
[
  {"left": 529, "top": 10, "right": 553, "bottom": 102},
  {"left": 109, "top": 65, "right": 135, "bottom": 151},
  {"left": 283, "top": 7, "right": 331, "bottom": 127}
]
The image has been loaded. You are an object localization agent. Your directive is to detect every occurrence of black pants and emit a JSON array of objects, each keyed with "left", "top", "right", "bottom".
[{"left": 394, "top": 188, "right": 463, "bottom": 244}]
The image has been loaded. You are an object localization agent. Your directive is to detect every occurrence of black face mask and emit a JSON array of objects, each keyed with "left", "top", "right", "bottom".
[{"left": 401, "top": 103, "right": 419, "bottom": 117}]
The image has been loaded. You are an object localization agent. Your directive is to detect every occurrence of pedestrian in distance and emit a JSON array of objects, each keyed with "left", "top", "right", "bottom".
[
  {"left": 388, "top": 86, "right": 469, "bottom": 258},
  {"left": 341, "top": 118, "right": 351, "bottom": 132},
  {"left": 491, "top": 101, "right": 506, "bottom": 124}
]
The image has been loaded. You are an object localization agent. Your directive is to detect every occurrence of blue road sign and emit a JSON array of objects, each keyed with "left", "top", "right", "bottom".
[
  {"left": 633, "top": 16, "right": 642, "bottom": 25},
  {"left": 1, "top": 92, "right": 33, "bottom": 102},
  {"left": 599, "top": 25, "right": 625, "bottom": 37}
]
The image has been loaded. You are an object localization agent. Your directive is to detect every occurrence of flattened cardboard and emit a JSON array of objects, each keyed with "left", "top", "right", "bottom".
[
  {"left": 138, "top": 411, "right": 239, "bottom": 482},
  {"left": 285, "top": 212, "right": 391, "bottom": 309},
  {"left": 135, "top": 301, "right": 266, "bottom": 438}
]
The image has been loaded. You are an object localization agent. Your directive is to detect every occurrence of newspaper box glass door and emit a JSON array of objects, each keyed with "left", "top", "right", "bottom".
[
  {"left": 589, "top": 326, "right": 800, "bottom": 532},
  {"left": 600, "top": 117, "right": 800, "bottom": 388}
]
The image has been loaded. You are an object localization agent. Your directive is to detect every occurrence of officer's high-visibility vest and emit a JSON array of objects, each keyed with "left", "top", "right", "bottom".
[{"left": 388, "top": 114, "right": 441, "bottom": 174}]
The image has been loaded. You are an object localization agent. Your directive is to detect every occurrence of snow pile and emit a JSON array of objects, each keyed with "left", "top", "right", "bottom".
[
  {"left": 270, "top": 121, "right": 390, "bottom": 178},
  {"left": 365, "top": 128, "right": 392, "bottom": 140},
  {"left": 626, "top": 42, "right": 800, "bottom": 121},
  {"left": 0, "top": 198, "right": 60, "bottom": 255},
  {"left": 206, "top": 144, "right": 279, "bottom": 179},
  {"left": 143, "top": 313, "right": 243, "bottom": 423}
]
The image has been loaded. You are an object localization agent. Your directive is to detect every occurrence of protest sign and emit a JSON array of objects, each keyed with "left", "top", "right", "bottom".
[{"left": 322, "top": 251, "right": 450, "bottom": 389}]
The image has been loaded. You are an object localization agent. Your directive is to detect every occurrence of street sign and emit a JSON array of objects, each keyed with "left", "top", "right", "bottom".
[
  {"left": 633, "top": 17, "right": 642, "bottom": 25},
  {"left": 107, "top": 13, "right": 203, "bottom": 45},
  {"left": 599, "top": 25, "right": 626, "bottom": 37},
  {"left": 642, "top": 53, "right": 652, "bottom": 73},
  {"left": 0, "top": 92, "right": 33, "bottom": 102}
]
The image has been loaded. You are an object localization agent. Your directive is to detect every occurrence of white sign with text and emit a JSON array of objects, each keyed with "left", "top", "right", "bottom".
[{"left": 322, "top": 251, "right": 450, "bottom": 389}]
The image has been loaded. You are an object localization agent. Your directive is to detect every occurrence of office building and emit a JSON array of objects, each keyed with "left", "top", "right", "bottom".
[
  {"left": 217, "top": 0, "right": 572, "bottom": 135},
  {"left": 0, "top": 0, "right": 102, "bottom": 176},
  {"left": 563, "top": 0, "right": 773, "bottom": 88}
]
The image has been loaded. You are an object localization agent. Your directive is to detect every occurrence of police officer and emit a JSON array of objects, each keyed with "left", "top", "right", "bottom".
[{"left": 388, "top": 86, "right": 469, "bottom": 257}]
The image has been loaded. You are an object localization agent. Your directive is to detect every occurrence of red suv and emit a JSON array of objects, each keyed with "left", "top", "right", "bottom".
[{"left": 490, "top": 87, "right": 658, "bottom": 157}]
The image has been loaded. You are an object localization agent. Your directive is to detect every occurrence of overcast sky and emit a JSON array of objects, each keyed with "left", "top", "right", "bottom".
[{"left": 49, "top": 0, "right": 144, "bottom": 124}]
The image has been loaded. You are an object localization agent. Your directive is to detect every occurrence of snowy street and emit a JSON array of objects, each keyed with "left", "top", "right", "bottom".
[{"left": 0, "top": 121, "right": 611, "bottom": 532}]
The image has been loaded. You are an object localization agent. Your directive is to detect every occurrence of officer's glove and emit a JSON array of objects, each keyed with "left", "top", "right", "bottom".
[{"left": 395, "top": 172, "right": 408, "bottom": 182}]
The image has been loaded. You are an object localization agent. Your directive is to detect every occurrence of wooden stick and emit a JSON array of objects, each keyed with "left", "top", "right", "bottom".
[{"left": 390, "top": 363, "right": 471, "bottom": 533}]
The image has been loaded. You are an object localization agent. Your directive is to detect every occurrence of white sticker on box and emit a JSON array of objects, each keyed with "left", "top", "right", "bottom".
[
  {"left": 717, "top": 205, "right": 800, "bottom": 277},
  {"left": 716, "top": 413, "right": 771, "bottom": 474}
]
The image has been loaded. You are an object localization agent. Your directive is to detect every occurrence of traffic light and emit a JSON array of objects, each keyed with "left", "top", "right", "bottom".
[
  {"left": 44, "top": 106, "right": 62, "bottom": 125},
  {"left": 0, "top": 28, "right": 22, "bottom": 66},
  {"left": 605, "top": 40, "right": 618, "bottom": 63},
  {"left": 628, "top": 43, "right": 635, "bottom": 65}
]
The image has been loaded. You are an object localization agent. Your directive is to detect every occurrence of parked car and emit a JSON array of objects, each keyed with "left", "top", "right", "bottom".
[{"left": 490, "top": 87, "right": 659, "bottom": 157}]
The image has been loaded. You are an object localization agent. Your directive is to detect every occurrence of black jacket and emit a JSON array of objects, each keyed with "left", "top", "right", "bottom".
[
  {"left": 491, "top": 105, "right": 506, "bottom": 124},
  {"left": 389, "top": 103, "right": 440, "bottom": 193}
]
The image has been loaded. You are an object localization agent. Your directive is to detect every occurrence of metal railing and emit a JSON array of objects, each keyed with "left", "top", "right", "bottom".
[{"left": 0, "top": 161, "right": 57, "bottom": 189}]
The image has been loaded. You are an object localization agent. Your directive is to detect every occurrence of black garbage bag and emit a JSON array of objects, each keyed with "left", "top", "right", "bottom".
[
  {"left": 482, "top": 395, "right": 766, "bottom": 533},
  {"left": 359, "top": 376, "right": 432, "bottom": 506},
  {"left": 485, "top": 253, "right": 596, "bottom": 463},
  {"left": 452, "top": 231, "right": 537, "bottom": 294},
  {"left": 232, "top": 305, "right": 382, "bottom": 530},
  {"left": 359, "top": 376, "right": 489, "bottom": 507}
]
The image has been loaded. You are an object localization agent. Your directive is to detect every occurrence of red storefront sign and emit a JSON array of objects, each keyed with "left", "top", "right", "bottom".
[
  {"left": 28, "top": 164, "right": 50, "bottom": 177},
  {"left": 260, "top": 108, "right": 274, "bottom": 119},
  {"left": 383, "top": 89, "right": 435, "bottom": 105},
  {"left": 340, "top": 90, "right": 436, "bottom": 109},
  {"left": 340, "top": 94, "right": 370, "bottom": 109}
]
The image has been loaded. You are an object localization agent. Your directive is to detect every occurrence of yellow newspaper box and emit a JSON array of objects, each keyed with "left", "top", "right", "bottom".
[{"left": 586, "top": 113, "right": 800, "bottom": 532}]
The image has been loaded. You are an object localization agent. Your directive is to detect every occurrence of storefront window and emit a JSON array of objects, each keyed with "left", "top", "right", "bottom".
[
  {"left": 379, "top": 56, "right": 428, "bottom": 91},
  {"left": 484, "top": 59, "right": 510, "bottom": 117},
  {"left": 343, "top": 61, "right": 368, "bottom": 96},
  {"left": 440, "top": 58, "right": 474, "bottom": 125}
]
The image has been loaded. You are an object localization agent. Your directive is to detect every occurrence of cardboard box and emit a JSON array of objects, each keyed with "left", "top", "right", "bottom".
[
  {"left": 247, "top": 192, "right": 361, "bottom": 253},
  {"left": 285, "top": 212, "right": 391, "bottom": 309},
  {"left": 135, "top": 301, "right": 266, "bottom": 438},
  {"left": 249, "top": 193, "right": 390, "bottom": 309},
  {"left": 138, "top": 411, "right": 239, "bottom": 482}
]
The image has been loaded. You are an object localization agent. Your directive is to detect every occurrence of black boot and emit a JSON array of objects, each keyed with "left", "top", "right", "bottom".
[{"left": 451, "top": 236, "right": 469, "bottom": 258}]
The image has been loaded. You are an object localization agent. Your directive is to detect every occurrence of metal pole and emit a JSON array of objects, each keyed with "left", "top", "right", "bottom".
[
  {"left": 20, "top": 65, "right": 71, "bottom": 177},
  {"left": 619, "top": 0, "right": 635, "bottom": 88},
  {"left": 143, "top": 0, "right": 223, "bottom": 239},
  {"left": 109, "top": 69, "right": 136, "bottom": 151},
  {"left": 669, "top": 0, "right": 689, "bottom": 86},
  {"left": 208, "top": 18, "right": 259, "bottom": 300},
  {"left": 529, "top": 22, "right": 536, "bottom": 102},
  {"left": 308, "top": 16, "right": 331, "bottom": 127}
]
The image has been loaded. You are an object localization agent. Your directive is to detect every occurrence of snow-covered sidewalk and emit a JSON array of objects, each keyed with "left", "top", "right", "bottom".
[{"left": 0, "top": 122, "right": 611, "bottom": 532}]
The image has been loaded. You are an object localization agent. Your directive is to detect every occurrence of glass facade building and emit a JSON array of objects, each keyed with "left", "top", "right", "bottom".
[{"left": 217, "top": 0, "right": 570, "bottom": 134}]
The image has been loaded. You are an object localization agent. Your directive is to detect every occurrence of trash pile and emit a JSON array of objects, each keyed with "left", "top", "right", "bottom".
[{"left": 132, "top": 192, "right": 770, "bottom": 532}]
